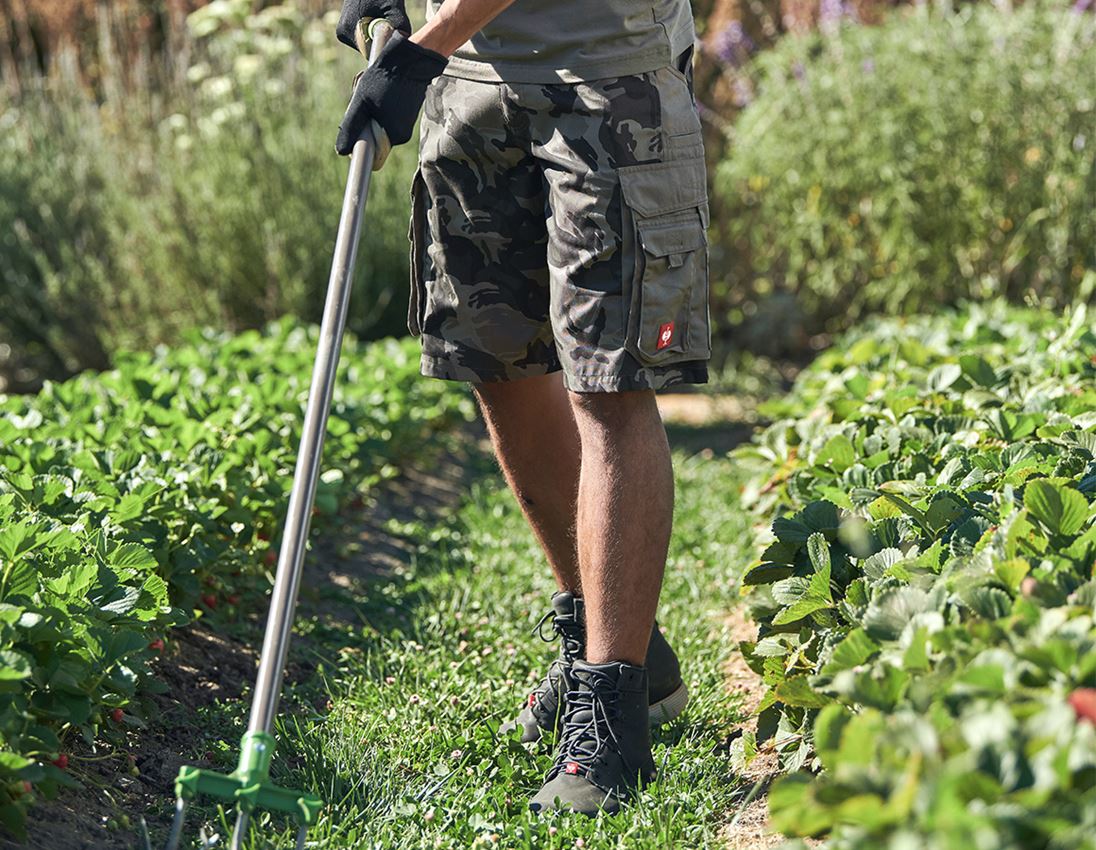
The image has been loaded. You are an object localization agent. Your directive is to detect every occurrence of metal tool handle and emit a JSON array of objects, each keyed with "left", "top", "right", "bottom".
[{"left": 246, "top": 18, "right": 395, "bottom": 739}]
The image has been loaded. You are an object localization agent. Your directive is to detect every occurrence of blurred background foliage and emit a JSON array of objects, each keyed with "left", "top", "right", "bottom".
[
  {"left": 0, "top": 0, "right": 1093, "bottom": 392},
  {"left": 0, "top": 0, "right": 413, "bottom": 392}
]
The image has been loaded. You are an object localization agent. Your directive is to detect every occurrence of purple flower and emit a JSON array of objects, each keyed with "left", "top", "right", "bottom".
[
  {"left": 1073, "top": 0, "right": 1092, "bottom": 13},
  {"left": 713, "top": 21, "right": 755, "bottom": 68},
  {"left": 861, "top": 57, "right": 875, "bottom": 74},
  {"left": 792, "top": 61, "right": 807, "bottom": 82},
  {"left": 819, "top": 0, "right": 858, "bottom": 30},
  {"left": 819, "top": 0, "right": 844, "bottom": 25}
]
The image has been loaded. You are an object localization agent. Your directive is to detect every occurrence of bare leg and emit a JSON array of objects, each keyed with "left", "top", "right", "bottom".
[
  {"left": 474, "top": 373, "right": 583, "bottom": 592},
  {"left": 569, "top": 390, "right": 673, "bottom": 666}
]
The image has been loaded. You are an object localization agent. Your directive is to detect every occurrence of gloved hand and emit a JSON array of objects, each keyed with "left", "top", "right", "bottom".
[
  {"left": 335, "top": 32, "right": 447, "bottom": 157},
  {"left": 336, "top": 0, "right": 412, "bottom": 48}
]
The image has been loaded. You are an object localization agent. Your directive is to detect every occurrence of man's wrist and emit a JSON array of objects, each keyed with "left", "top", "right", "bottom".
[{"left": 408, "top": 16, "right": 462, "bottom": 59}]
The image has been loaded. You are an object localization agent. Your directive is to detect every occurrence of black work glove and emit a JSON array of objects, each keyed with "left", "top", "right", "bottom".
[
  {"left": 335, "top": 32, "right": 447, "bottom": 156},
  {"left": 336, "top": 0, "right": 412, "bottom": 47}
]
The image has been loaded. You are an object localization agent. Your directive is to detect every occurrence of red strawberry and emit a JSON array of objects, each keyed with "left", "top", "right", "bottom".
[
  {"left": 148, "top": 638, "right": 164, "bottom": 652},
  {"left": 257, "top": 531, "right": 271, "bottom": 542},
  {"left": 201, "top": 593, "right": 218, "bottom": 610},
  {"left": 227, "top": 594, "right": 241, "bottom": 605},
  {"left": 52, "top": 754, "right": 68, "bottom": 770},
  {"left": 111, "top": 708, "right": 125, "bottom": 723},
  {"left": 264, "top": 551, "right": 277, "bottom": 567},
  {"left": 20, "top": 781, "right": 31, "bottom": 794},
  {"left": 1068, "top": 689, "right": 1096, "bottom": 725}
]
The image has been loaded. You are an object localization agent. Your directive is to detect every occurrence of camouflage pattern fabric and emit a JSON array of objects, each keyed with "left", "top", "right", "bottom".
[{"left": 407, "top": 54, "right": 710, "bottom": 393}]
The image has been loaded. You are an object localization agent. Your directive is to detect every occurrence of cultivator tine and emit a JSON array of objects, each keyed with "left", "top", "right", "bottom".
[
  {"left": 294, "top": 824, "right": 309, "bottom": 850},
  {"left": 139, "top": 816, "right": 154, "bottom": 850},
  {"left": 229, "top": 809, "right": 250, "bottom": 850},
  {"left": 163, "top": 798, "right": 187, "bottom": 850}
]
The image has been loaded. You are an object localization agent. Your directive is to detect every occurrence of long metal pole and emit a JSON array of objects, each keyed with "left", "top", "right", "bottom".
[{"left": 246, "top": 22, "right": 393, "bottom": 738}]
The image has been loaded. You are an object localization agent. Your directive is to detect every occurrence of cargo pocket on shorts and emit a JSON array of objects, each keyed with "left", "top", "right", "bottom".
[
  {"left": 407, "top": 168, "right": 428, "bottom": 337},
  {"left": 618, "top": 159, "right": 711, "bottom": 366}
]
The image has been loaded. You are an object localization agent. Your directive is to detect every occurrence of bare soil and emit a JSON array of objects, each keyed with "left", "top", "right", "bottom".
[
  {"left": 719, "top": 606, "right": 822, "bottom": 849},
  {"left": 720, "top": 609, "right": 784, "bottom": 850}
]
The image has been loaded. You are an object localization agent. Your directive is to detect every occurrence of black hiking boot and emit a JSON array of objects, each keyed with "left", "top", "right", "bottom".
[
  {"left": 528, "top": 660, "right": 657, "bottom": 816},
  {"left": 501, "top": 591, "right": 585, "bottom": 743},
  {"left": 502, "top": 592, "right": 688, "bottom": 744}
]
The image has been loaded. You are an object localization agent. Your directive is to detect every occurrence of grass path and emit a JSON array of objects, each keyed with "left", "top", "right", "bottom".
[{"left": 167, "top": 431, "right": 757, "bottom": 849}]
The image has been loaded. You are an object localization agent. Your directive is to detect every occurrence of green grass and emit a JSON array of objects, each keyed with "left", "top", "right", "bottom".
[{"left": 166, "top": 447, "right": 753, "bottom": 849}]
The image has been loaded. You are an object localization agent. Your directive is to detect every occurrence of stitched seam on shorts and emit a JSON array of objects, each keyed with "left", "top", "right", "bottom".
[{"left": 566, "top": 366, "right": 706, "bottom": 378}]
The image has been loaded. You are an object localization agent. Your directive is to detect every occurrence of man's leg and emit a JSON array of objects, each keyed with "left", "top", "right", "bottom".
[
  {"left": 569, "top": 390, "right": 673, "bottom": 666},
  {"left": 528, "top": 388, "right": 677, "bottom": 815},
  {"left": 474, "top": 372, "right": 582, "bottom": 593}
]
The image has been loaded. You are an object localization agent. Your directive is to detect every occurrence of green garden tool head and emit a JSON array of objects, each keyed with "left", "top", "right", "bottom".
[{"left": 163, "top": 732, "right": 322, "bottom": 850}]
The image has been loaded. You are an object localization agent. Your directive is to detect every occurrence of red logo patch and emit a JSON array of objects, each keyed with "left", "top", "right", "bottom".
[
  {"left": 656, "top": 322, "right": 674, "bottom": 351},
  {"left": 564, "top": 762, "right": 582, "bottom": 775}
]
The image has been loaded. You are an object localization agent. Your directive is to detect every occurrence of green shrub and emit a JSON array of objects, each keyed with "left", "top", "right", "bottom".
[
  {"left": 731, "top": 302, "right": 1096, "bottom": 848},
  {"left": 0, "top": 321, "right": 470, "bottom": 837},
  {"left": 713, "top": 4, "right": 1096, "bottom": 354},
  {"left": 0, "top": 1, "right": 416, "bottom": 391}
]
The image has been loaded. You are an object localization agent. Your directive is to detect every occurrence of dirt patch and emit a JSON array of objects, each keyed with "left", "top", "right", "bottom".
[
  {"left": 657, "top": 392, "right": 754, "bottom": 427},
  {"left": 2, "top": 620, "right": 260, "bottom": 850},
  {"left": 4, "top": 431, "right": 483, "bottom": 850},
  {"left": 720, "top": 607, "right": 819, "bottom": 850},
  {"left": 657, "top": 392, "right": 756, "bottom": 456}
]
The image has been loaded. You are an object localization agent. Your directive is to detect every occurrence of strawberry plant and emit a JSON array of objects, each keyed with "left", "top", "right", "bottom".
[
  {"left": 731, "top": 302, "right": 1096, "bottom": 848},
  {"left": 0, "top": 320, "right": 471, "bottom": 837}
]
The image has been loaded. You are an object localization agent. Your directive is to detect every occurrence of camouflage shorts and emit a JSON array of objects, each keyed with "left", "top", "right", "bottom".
[{"left": 407, "top": 55, "right": 710, "bottom": 393}]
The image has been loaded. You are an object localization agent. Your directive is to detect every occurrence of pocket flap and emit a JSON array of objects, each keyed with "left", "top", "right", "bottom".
[
  {"left": 618, "top": 159, "right": 707, "bottom": 217},
  {"left": 638, "top": 217, "right": 705, "bottom": 258}
]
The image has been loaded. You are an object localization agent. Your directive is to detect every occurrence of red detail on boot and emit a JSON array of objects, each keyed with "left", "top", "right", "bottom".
[
  {"left": 527, "top": 693, "right": 537, "bottom": 708},
  {"left": 656, "top": 322, "right": 674, "bottom": 350},
  {"left": 564, "top": 762, "right": 582, "bottom": 775}
]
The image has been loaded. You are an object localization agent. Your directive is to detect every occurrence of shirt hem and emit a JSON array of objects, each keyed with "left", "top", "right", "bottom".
[{"left": 440, "top": 45, "right": 673, "bottom": 84}]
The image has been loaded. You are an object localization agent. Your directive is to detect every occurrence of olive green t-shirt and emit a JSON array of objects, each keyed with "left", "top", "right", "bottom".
[{"left": 425, "top": 0, "right": 696, "bottom": 83}]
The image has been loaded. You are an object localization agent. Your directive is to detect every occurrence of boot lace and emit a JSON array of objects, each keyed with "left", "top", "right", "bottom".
[
  {"left": 548, "top": 667, "right": 622, "bottom": 778},
  {"left": 533, "top": 607, "right": 584, "bottom": 664}
]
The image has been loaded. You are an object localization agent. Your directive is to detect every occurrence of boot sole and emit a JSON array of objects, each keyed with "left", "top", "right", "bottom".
[{"left": 648, "top": 681, "right": 689, "bottom": 726}]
